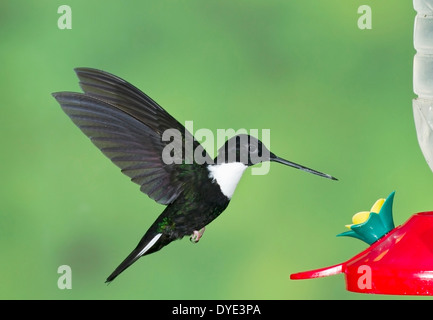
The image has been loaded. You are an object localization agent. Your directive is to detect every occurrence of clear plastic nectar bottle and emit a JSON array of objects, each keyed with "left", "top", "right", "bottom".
[{"left": 413, "top": 0, "right": 433, "bottom": 172}]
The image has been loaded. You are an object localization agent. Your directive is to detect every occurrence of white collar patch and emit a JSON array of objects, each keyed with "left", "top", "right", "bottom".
[{"left": 207, "top": 162, "right": 248, "bottom": 199}]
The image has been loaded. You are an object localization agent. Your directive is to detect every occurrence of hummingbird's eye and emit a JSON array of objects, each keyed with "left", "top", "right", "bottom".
[{"left": 248, "top": 144, "right": 257, "bottom": 153}]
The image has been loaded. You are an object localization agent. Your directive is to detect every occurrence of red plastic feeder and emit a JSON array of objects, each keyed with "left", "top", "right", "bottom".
[{"left": 291, "top": 198, "right": 433, "bottom": 295}]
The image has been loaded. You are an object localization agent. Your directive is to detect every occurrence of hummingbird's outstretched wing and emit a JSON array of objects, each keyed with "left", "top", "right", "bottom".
[{"left": 53, "top": 68, "right": 212, "bottom": 205}]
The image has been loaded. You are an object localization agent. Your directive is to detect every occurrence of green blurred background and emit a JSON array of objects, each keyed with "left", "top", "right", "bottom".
[{"left": 0, "top": 0, "right": 430, "bottom": 299}]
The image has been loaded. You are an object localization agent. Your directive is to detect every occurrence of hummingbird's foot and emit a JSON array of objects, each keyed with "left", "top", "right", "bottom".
[{"left": 190, "top": 227, "right": 206, "bottom": 243}]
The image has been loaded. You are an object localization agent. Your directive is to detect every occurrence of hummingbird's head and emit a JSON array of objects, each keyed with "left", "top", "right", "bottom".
[
  {"left": 216, "top": 134, "right": 269, "bottom": 166},
  {"left": 216, "top": 134, "right": 337, "bottom": 180}
]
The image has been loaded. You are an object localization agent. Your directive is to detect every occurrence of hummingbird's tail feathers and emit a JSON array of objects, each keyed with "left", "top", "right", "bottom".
[
  {"left": 105, "top": 233, "right": 162, "bottom": 283},
  {"left": 137, "top": 233, "right": 162, "bottom": 256}
]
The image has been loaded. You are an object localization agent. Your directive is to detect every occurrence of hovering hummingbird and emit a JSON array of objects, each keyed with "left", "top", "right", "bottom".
[{"left": 52, "top": 68, "right": 337, "bottom": 283}]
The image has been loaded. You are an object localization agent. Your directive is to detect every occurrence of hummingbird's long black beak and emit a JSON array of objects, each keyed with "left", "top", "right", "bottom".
[{"left": 270, "top": 153, "right": 338, "bottom": 180}]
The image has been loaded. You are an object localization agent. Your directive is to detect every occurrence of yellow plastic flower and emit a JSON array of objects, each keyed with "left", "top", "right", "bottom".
[
  {"left": 339, "top": 192, "right": 396, "bottom": 245},
  {"left": 345, "top": 198, "right": 385, "bottom": 229}
]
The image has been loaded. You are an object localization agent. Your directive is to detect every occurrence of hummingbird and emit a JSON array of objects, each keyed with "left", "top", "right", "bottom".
[{"left": 52, "top": 68, "right": 337, "bottom": 283}]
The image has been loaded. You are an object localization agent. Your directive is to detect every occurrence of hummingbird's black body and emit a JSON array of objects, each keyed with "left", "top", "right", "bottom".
[
  {"left": 53, "top": 68, "right": 337, "bottom": 283},
  {"left": 108, "top": 168, "right": 229, "bottom": 282}
]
